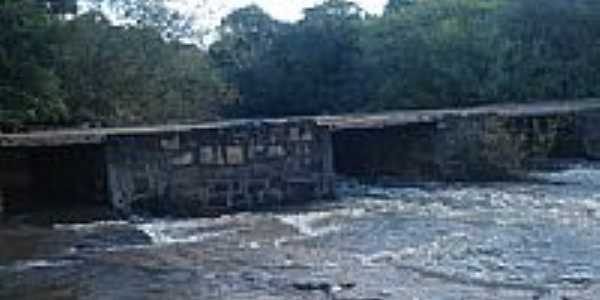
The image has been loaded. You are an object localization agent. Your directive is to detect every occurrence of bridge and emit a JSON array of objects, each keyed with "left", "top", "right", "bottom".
[{"left": 1, "top": 99, "right": 600, "bottom": 215}]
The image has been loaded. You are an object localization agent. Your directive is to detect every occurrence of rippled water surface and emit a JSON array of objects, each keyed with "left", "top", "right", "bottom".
[{"left": 2, "top": 163, "right": 600, "bottom": 299}]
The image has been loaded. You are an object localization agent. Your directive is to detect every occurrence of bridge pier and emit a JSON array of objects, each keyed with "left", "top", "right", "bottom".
[{"left": 105, "top": 120, "right": 335, "bottom": 216}]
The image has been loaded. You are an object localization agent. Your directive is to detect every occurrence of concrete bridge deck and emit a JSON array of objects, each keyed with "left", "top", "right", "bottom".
[
  {"left": 316, "top": 99, "right": 600, "bottom": 129},
  {"left": 1, "top": 99, "right": 599, "bottom": 147}
]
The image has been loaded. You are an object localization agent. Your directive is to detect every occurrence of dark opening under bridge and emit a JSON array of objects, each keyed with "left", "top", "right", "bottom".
[{"left": 1, "top": 99, "right": 600, "bottom": 216}]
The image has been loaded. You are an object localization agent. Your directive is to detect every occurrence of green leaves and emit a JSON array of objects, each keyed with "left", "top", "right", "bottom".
[
  {"left": 3, "top": 0, "right": 600, "bottom": 128},
  {"left": 54, "top": 11, "right": 233, "bottom": 125},
  {"left": 211, "top": 0, "right": 367, "bottom": 117},
  {"left": 1, "top": 1, "right": 234, "bottom": 128},
  {"left": 211, "top": 0, "right": 600, "bottom": 118},
  {"left": 0, "top": 0, "right": 68, "bottom": 125}
]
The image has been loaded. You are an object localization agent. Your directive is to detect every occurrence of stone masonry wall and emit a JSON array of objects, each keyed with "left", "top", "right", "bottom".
[
  {"left": 105, "top": 120, "right": 335, "bottom": 216},
  {"left": 431, "top": 114, "right": 572, "bottom": 180},
  {"left": 333, "top": 113, "right": 583, "bottom": 181}
]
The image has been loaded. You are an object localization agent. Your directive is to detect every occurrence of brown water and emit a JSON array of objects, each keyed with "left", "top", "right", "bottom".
[{"left": 2, "top": 163, "right": 600, "bottom": 299}]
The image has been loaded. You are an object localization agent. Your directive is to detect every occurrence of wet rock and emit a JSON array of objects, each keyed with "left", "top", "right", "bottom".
[
  {"left": 331, "top": 282, "right": 356, "bottom": 294},
  {"left": 560, "top": 276, "right": 592, "bottom": 285},
  {"left": 292, "top": 281, "right": 332, "bottom": 293},
  {"left": 336, "top": 298, "right": 383, "bottom": 300},
  {"left": 292, "top": 280, "right": 358, "bottom": 296},
  {"left": 338, "top": 282, "right": 357, "bottom": 290},
  {"left": 73, "top": 227, "right": 151, "bottom": 252}
]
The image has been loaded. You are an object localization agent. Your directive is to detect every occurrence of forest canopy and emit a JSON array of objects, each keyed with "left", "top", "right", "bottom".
[
  {"left": 212, "top": 0, "right": 600, "bottom": 117},
  {"left": 1, "top": 0, "right": 600, "bottom": 129},
  {"left": 0, "top": 0, "right": 233, "bottom": 128}
]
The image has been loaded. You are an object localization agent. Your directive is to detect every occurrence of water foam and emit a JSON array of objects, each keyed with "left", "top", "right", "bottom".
[
  {"left": 275, "top": 207, "right": 368, "bottom": 238},
  {"left": 135, "top": 217, "right": 242, "bottom": 245},
  {"left": 0, "top": 259, "right": 81, "bottom": 272},
  {"left": 53, "top": 220, "right": 131, "bottom": 231}
]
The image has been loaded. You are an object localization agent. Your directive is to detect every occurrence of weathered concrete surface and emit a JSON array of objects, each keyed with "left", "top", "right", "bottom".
[
  {"left": 317, "top": 98, "right": 600, "bottom": 130},
  {"left": 2, "top": 99, "right": 600, "bottom": 147}
]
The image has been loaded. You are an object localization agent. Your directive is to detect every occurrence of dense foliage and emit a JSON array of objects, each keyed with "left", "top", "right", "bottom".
[
  {"left": 212, "top": 0, "right": 600, "bottom": 117},
  {"left": 55, "top": 12, "right": 233, "bottom": 125},
  {"left": 0, "top": 0, "right": 232, "bottom": 129},
  {"left": 0, "top": 0, "right": 67, "bottom": 125},
  {"left": 1, "top": 0, "right": 600, "bottom": 128}
]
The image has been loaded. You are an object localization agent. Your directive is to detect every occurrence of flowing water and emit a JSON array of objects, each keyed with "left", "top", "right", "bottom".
[{"left": 2, "top": 162, "right": 600, "bottom": 299}]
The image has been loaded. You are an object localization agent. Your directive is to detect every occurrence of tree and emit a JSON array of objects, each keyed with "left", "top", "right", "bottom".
[
  {"left": 360, "top": 0, "right": 507, "bottom": 109},
  {"left": 495, "top": 0, "right": 600, "bottom": 100},
  {"left": 89, "top": 0, "right": 199, "bottom": 41},
  {"left": 0, "top": 0, "right": 68, "bottom": 126},
  {"left": 280, "top": 0, "right": 366, "bottom": 115},
  {"left": 54, "top": 11, "right": 234, "bottom": 125},
  {"left": 210, "top": 5, "right": 288, "bottom": 80},
  {"left": 209, "top": 5, "right": 290, "bottom": 117},
  {"left": 384, "top": 0, "right": 414, "bottom": 14},
  {"left": 46, "top": 0, "right": 77, "bottom": 15},
  {"left": 212, "top": 0, "right": 367, "bottom": 117}
]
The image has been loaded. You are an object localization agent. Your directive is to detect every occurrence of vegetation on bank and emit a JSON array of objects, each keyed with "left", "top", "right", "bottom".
[
  {"left": 1, "top": 0, "right": 600, "bottom": 130},
  {"left": 214, "top": 0, "right": 600, "bottom": 117},
  {"left": 0, "top": 0, "right": 234, "bottom": 129}
]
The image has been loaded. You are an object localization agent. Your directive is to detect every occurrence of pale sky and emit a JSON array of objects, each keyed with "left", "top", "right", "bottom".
[
  {"left": 170, "top": 0, "right": 387, "bottom": 26},
  {"left": 161, "top": 0, "right": 388, "bottom": 44},
  {"left": 224, "top": 0, "right": 387, "bottom": 20},
  {"left": 82, "top": 0, "right": 388, "bottom": 44}
]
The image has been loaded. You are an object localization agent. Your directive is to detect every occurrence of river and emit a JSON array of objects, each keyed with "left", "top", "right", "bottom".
[{"left": 1, "top": 162, "right": 600, "bottom": 299}]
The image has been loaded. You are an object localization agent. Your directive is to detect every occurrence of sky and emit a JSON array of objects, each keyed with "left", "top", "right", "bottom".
[
  {"left": 219, "top": 0, "right": 387, "bottom": 21},
  {"left": 81, "top": 0, "right": 388, "bottom": 45},
  {"left": 160, "top": 0, "right": 388, "bottom": 45},
  {"left": 169, "top": 0, "right": 387, "bottom": 26}
]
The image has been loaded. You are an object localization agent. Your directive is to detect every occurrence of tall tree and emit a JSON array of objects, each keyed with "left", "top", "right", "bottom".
[
  {"left": 209, "top": 5, "right": 290, "bottom": 117},
  {"left": 212, "top": 0, "right": 367, "bottom": 117},
  {"left": 210, "top": 5, "right": 288, "bottom": 81},
  {"left": 88, "top": 0, "right": 200, "bottom": 40},
  {"left": 55, "top": 11, "right": 233, "bottom": 124},
  {"left": 384, "top": 0, "right": 414, "bottom": 14},
  {"left": 0, "top": 0, "right": 68, "bottom": 126},
  {"left": 361, "top": 0, "right": 507, "bottom": 109}
]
